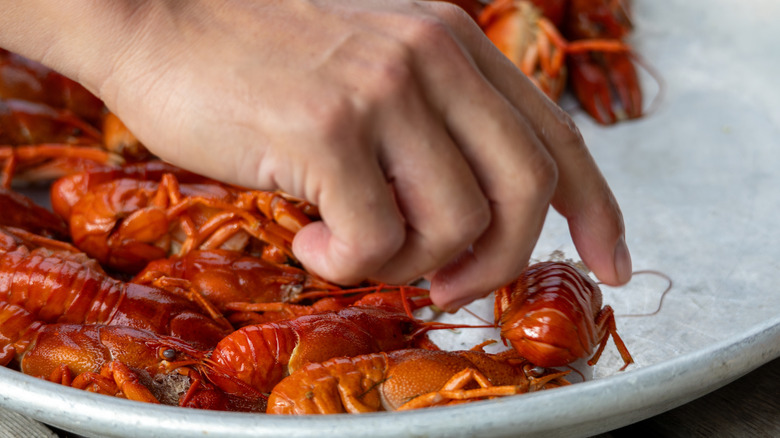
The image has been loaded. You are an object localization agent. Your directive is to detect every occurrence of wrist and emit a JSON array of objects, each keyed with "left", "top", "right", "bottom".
[{"left": 0, "top": 1, "right": 166, "bottom": 102}]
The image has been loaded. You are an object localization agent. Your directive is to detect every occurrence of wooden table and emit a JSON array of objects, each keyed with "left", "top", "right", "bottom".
[{"left": 596, "top": 357, "right": 780, "bottom": 437}]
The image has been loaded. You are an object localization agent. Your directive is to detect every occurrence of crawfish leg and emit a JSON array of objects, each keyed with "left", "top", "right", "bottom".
[
  {"left": 568, "top": 51, "right": 641, "bottom": 124},
  {"left": 147, "top": 275, "right": 233, "bottom": 331},
  {"left": 71, "top": 371, "right": 121, "bottom": 395},
  {"left": 604, "top": 52, "right": 642, "bottom": 119},
  {"left": 336, "top": 369, "right": 384, "bottom": 413},
  {"left": 588, "top": 305, "right": 633, "bottom": 370},
  {"left": 104, "top": 361, "right": 161, "bottom": 404},
  {"left": 67, "top": 362, "right": 160, "bottom": 403},
  {"left": 396, "top": 368, "right": 523, "bottom": 411},
  {"left": 47, "top": 364, "right": 75, "bottom": 386}
]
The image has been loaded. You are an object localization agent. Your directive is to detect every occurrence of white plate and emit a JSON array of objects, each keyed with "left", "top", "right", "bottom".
[{"left": 2, "top": 0, "right": 780, "bottom": 436}]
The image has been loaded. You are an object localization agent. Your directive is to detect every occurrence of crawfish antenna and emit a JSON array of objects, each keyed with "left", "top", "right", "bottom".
[
  {"left": 611, "top": 269, "right": 674, "bottom": 318},
  {"left": 628, "top": 51, "right": 665, "bottom": 120}
]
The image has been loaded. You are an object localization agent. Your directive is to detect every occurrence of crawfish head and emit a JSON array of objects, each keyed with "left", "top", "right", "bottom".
[{"left": 18, "top": 325, "right": 206, "bottom": 380}]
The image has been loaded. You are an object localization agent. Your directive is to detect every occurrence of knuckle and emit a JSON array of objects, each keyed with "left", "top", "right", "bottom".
[
  {"left": 510, "top": 150, "right": 559, "bottom": 204},
  {"left": 360, "top": 40, "right": 415, "bottom": 99},
  {"left": 422, "top": 199, "right": 491, "bottom": 262},
  {"left": 424, "top": 1, "right": 474, "bottom": 28},
  {"left": 329, "top": 221, "right": 405, "bottom": 283},
  {"left": 404, "top": 14, "right": 450, "bottom": 42},
  {"left": 535, "top": 152, "right": 559, "bottom": 189},
  {"left": 443, "top": 201, "right": 491, "bottom": 247},
  {"left": 548, "top": 109, "right": 588, "bottom": 153},
  {"left": 559, "top": 113, "right": 586, "bottom": 148},
  {"left": 302, "top": 94, "right": 357, "bottom": 143}
]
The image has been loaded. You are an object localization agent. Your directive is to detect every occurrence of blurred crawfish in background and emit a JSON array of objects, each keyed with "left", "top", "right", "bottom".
[
  {"left": 445, "top": 0, "right": 644, "bottom": 125},
  {"left": 0, "top": 49, "right": 152, "bottom": 188}
]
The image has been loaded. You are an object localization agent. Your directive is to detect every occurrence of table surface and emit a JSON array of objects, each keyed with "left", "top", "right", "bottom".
[{"left": 599, "top": 357, "right": 780, "bottom": 437}]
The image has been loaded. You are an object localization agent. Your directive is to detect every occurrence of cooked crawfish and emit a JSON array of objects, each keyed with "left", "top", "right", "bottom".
[
  {"left": 0, "top": 298, "right": 228, "bottom": 406},
  {"left": 0, "top": 98, "right": 102, "bottom": 145},
  {"left": 0, "top": 226, "right": 231, "bottom": 349},
  {"left": 51, "top": 163, "right": 311, "bottom": 273},
  {"left": 203, "top": 287, "right": 439, "bottom": 399},
  {"left": 0, "top": 49, "right": 153, "bottom": 153},
  {"left": 267, "top": 347, "right": 570, "bottom": 414},
  {"left": 0, "top": 98, "right": 122, "bottom": 188},
  {"left": 495, "top": 261, "right": 633, "bottom": 369},
  {"left": 0, "top": 50, "right": 155, "bottom": 186},
  {"left": 0, "top": 49, "right": 105, "bottom": 126},
  {"left": 24, "top": 325, "right": 200, "bottom": 405},
  {"left": 563, "top": 0, "right": 641, "bottom": 123},
  {"left": 132, "top": 249, "right": 342, "bottom": 326},
  {"left": 49, "top": 160, "right": 208, "bottom": 220},
  {"left": 478, "top": 0, "right": 631, "bottom": 102},
  {"left": 525, "top": 0, "right": 641, "bottom": 124},
  {"left": 0, "top": 188, "right": 68, "bottom": 239}
]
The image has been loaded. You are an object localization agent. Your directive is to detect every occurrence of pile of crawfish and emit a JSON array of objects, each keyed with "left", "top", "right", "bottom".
[{"left": 0, "top": 0, "right": 637, "bottom": 415}]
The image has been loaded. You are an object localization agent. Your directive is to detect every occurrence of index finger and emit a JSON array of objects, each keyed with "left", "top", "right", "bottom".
[{"left": 428, "top": 2, "right": 631, "bottom": 286}]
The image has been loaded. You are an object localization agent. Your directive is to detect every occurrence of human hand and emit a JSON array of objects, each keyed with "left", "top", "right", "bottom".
[{"left": 2, "top": 0, "right": 631, "bottom": 310}]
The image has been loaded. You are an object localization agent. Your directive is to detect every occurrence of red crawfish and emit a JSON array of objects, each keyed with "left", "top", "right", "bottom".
[
  {"left": 0, "top": 226, "right": 231, "bottom": 350},
  {"left": 202, "top": 287, "right": 447, "bottom": 400},
  {"left": 494, "top": 261, "right": 633, "bottom": 369},
  {"left": 51, "top": 163, "right": 312, "bottom": 273},
  {"left": 132, "top": 249, "right": 341, "bottom": 325},
  {"left": 558, "top": 0, "right": 643, "bottom": 124},
  {"left": 266, "top": 347, "right": 570, "bottom": 414},
  {"left": 478, "top": 0, "right": 633, "bottom": 102},
  {"left": 0, "top": 48, "right": 105, "bottom": 126},
  {"left": 0, "top": 188, "right": 68, "bottom": 239},
  {"left": 0, "top": 302, "right": 192, "bottom": 403},
  {"left": 0, "top": 98, "right": 121, "bottom": 188},
  {"left": 0, "top": 299, "right": 240, "bottom": 408},
  {"left": 0, "top": 49, "right": 151, "bottom": 162},
  {"left": 49, "top": 160, "right": 208, "bottom": 221}
]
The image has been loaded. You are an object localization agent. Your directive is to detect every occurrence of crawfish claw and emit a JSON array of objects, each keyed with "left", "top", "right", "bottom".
[{"left": 568, "top": 52, "right": 642, "bottom": 124}]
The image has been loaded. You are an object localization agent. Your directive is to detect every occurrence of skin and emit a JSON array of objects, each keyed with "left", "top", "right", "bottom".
[{"left": 0, "top": 0, "right": 631, "bottom": 311}]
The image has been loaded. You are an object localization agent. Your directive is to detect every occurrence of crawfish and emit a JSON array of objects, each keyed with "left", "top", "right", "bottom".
[
  {"left": 0, "top": 298, "right": 229, "bottom": 407},
  {"left": 132, "top": 249, "right": 342, "bottom": 326},
  {"left": 478, "top": 0, "right": 631, "bottom": 102},
  {"left": 0, "top": 188, "right": 68, "bottom": 239},
  {"left": 0, "top": 49, "right": 105, "bottom": 126},
  {"left": 495, "top": 261, "right": 633, "bottom": 369},
  {"left": 0, "top": 50, "right": 157, "bottom": 186},
  {"left": 557, "top": 0, "right": 643, "bottom": 124},
  {"left": 49, "top": 160, "right": 208, "bottom": 220},
  {"left": 0, "top": 98, "right": 121, "bottom": 188},
  {"left": 52, "top": 164, "right": 310, "bottom": 273},
  {"left": 267, "top": 347, "right": 570, "bottom": 414},
  {"left": 0, "top": 49, "right": 150, "bottom": 157},
  {"left": 202, "top": 287, "right": 441, "bottom": 399},
  {"left": 0, "top": 226, "right": 231, "bottom": 349}
]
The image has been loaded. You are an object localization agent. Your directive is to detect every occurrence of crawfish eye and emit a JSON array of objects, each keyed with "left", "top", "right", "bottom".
[
  {"left": 400, "top": 321, "right": 415, "bottom": 335},
  {"left": 161, "top": 348, "right": 177, "bottom": 360}
]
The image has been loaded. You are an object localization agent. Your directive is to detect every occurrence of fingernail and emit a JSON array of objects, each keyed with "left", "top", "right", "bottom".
[{"left": 613, "top": 236, "right": 632, "bottom": 283}]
